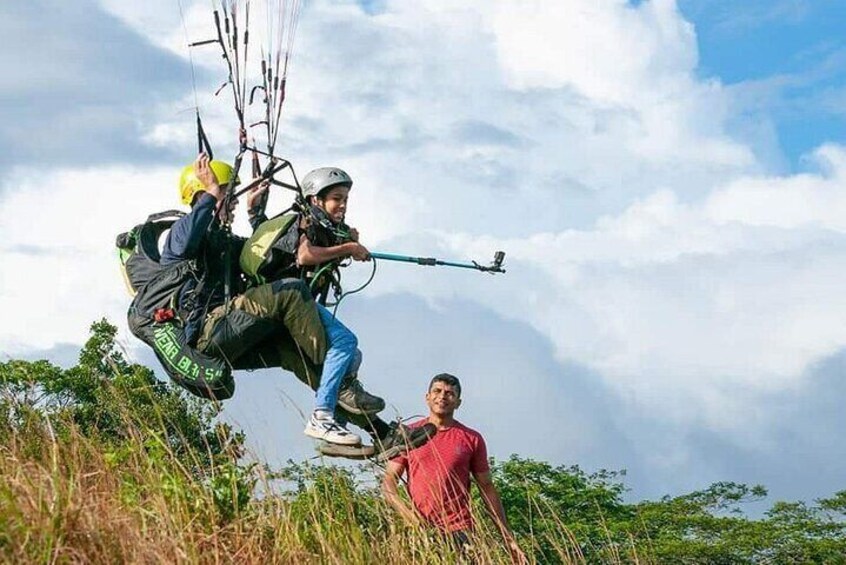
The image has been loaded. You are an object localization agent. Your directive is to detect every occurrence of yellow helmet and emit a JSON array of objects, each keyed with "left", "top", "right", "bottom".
[{"left": 178, "top": 160, "right": 239, "bottom": 206}]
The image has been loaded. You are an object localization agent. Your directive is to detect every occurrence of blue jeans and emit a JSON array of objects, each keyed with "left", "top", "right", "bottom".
[{"left": 314, "top": 304, "right": 359, "bottom": 414}]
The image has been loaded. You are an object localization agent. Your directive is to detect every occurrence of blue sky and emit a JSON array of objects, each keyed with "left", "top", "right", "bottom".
[
  {"left": 3, "top": 0, "right": 846, "bottom": 507},
  {"left": 680, "top": 0, "right": 846, "bottom": 168}
]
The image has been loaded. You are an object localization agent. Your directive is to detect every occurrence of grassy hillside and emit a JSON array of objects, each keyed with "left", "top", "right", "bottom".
[{"left": 1, "top": 321, "right": 844, "bottom": 564}]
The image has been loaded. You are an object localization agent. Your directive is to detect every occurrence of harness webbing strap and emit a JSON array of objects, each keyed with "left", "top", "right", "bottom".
[{"left": 147, "top": 210, "right": 186, "bottom": 223}]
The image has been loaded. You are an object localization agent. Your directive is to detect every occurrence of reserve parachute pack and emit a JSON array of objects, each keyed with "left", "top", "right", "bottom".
[
  {"left": 239, "top": 213, "right": 297, "bottom": 283},
  {"left": 116, "top": 211, "right": 235, "bottom": 401}
]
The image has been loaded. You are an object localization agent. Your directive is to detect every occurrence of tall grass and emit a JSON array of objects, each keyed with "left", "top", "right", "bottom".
[
  {"left": 0, "top": 404, "right": 615, "bottom": 564},
  {"left": 4, "top": 324, "right": 840, "bottom": 563}
]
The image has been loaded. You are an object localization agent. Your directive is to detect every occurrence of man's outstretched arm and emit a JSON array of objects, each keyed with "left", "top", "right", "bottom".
[
  {"left": 381, "top": 460, "right": 421, "bottom": 526},
  {"left": 475, "top": 471, "right": 527, "bottom": 564}
]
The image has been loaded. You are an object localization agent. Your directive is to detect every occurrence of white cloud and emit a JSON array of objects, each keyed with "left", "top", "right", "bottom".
[
  {"left": 490, "top": 0, "right": 695, "bottom": 102},
  {"left": 7, "top": 0, "right": 846, "bottom": 450},
  {"left": 0, "top": 166, "right": 183, "bottom": 354},
  {"left": 706, "top": 144, "right": 846, "bottom": 231},
  {"left": 420, "top": 149, "right": 846, "bottom": 429}
]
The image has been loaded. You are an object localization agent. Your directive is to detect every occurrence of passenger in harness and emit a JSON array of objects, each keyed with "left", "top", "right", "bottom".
[
  {"left": 248, "top": 166, "right": 370, "bottom": 296},
  {"left": 246, "top": 166, "right": 413, "bottom": 450},
  {"left": 163, "top": 154, "right": 433, "bottom": 456}
]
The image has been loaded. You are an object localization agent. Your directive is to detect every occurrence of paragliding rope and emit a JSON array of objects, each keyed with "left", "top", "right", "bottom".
[
  {"left": 181, "top": 1, "right": 305, "bottom": 309},
  {"left": 184, "top": 0, "right": 304, "bottom": 170},
  {"left": 177, "top": 0, "right": 507, "bottom": 316}
]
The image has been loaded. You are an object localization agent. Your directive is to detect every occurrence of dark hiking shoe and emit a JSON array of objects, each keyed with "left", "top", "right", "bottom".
[
  {"left": 316, "top": 441, "right": 376, "bottom": 460},
  {"left": 373, "top": 422, "right": 437, "bottom": 463},
  {"left": 337, "top": 377, "right": 385, "bottom": 415}
]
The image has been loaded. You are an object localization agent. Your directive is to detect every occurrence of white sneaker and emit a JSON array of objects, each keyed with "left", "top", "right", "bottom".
[{"left": 304, "top": 411, "right": 361, "bottom": 446}]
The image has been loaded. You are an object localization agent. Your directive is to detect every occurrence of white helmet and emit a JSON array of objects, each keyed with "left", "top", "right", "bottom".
[{"left": 301, "top": 167, "right": 353, "bottom": 199}]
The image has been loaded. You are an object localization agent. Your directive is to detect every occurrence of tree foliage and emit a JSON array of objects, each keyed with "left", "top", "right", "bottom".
[
  {"left": 486, "top": 457, "right": 846, "bottom": 563},
  {"left": 1, "top": 320, "right": 844, "bottom": 563},
  {"left": 0, "top": 319, "right": 242, "bottom": 471}
]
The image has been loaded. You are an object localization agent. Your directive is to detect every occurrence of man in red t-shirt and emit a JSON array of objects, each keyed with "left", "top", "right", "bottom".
[{"left": 382, "top": 373, "right": 525, "bottom": 563}]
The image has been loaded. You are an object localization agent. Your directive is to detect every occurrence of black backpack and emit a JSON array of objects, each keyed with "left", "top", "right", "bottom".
[{"left": 117, "top": 211, "right": 235, "bottom": 401}]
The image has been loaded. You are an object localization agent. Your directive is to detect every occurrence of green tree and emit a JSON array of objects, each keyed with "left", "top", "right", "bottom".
[
  {"left": 487, "top": 457, "right": 846, "bottom": 564},
  {"left": 633, "top": 482, "right": 772, "bottom": 563},
  {"left": 486, "top": 455, "right": 633, "bottom": 562},
  {"left": 0, "top": 319, "right": 242, "bottom": 471}
]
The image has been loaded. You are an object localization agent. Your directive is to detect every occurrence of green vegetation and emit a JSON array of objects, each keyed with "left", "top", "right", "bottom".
[{"left": 0, "top": 320, "right": 844, "bottom": 563}]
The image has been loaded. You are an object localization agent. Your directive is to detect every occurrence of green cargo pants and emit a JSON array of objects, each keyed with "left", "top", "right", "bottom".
[
  {"left": 195, "top": 278, "right": 377, "bottom": 432},
  {"left": 196, "top": 278, "right": 326, "bottom": 371}
]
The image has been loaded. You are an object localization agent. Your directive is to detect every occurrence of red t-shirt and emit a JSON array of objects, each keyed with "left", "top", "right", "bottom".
[{"left": 392, "top": 419, "right": 490, "bottom": 532}]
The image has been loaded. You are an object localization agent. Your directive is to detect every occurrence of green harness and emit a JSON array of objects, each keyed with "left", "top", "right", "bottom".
[
  {"left": 239, "top": 213, "right": 298, "bottom": 283},
  {"left": 117, "top": 211, "right": 235, "bottom": 401}
]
